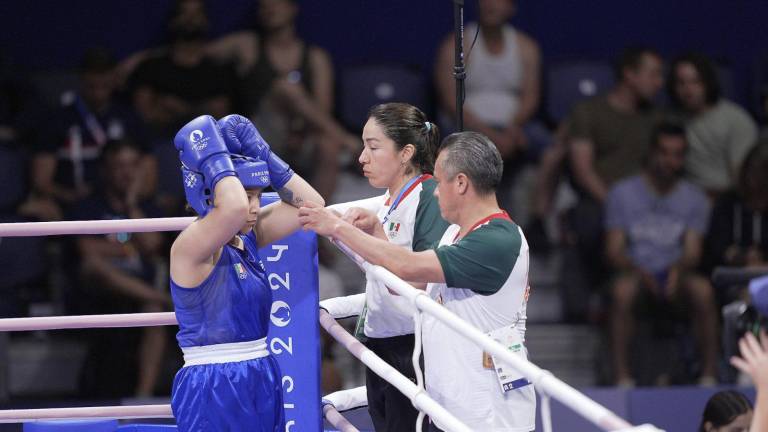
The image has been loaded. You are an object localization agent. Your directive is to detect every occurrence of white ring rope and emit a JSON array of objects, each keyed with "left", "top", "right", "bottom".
[
  {"left": 331, "top": 239, "right": 637, "bottom": 432},
  {"left": 0, "top": 404, "right": 173, "bottom": 423},
  {"left": 0, "top": 217, "right": 195, "bottom": 237},
  {"left": 0, "top": 312, "right": 177, "bottom": 332},
  {"left": 319, "top": 310, "right": 472, "bottom": 432}
]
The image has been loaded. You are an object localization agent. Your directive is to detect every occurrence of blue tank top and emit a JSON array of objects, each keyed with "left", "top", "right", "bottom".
[{"left": 170, "top": 231, "right": 272, "bottom": 348}]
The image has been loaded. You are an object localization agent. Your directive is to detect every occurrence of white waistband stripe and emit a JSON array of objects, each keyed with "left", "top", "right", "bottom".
[{"left": 182, "top": 338, "right": 269, "bottom": 367}]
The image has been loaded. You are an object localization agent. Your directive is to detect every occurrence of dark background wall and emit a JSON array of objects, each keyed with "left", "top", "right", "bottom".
[{"left": 1, "top": 0, "right": 766, "bottom": 107}]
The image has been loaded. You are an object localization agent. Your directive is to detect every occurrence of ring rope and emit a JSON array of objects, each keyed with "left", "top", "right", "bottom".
[
  {"left": 0, "top": 217, "right": 195, "bottom": 237},
  {"left": 0, "top": 312, "right": 177, "bottom": 332},
  {"left": 0, "top": 404, "right": 172, "bottom": 424}
]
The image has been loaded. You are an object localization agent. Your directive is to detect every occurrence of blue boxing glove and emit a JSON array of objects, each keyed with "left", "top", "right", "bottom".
[
  {"left": 175, "top": 115, "right": 235, "bottom": 192},
  {"left": 217, "top": 114, "right": 294, "bottom": 189}
]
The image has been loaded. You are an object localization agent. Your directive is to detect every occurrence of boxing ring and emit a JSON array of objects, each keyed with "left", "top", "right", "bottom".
[{"left": 0, "top": 213, "right": 663, "bottom": 432}]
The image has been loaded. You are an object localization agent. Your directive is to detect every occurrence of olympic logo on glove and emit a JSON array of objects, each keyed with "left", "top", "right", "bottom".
[{"left": 189, "top": 129, "right": 209, "bottom": 151}]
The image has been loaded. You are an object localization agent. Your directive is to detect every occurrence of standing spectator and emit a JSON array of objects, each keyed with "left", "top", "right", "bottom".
[
  {"left": 70, "top": 139, "right": 169, "bottom": 397},
  {"left": 434, "top": 0, "right": 547, "bottom": 217},
  {"left": 668, "top": 53, "right": 758, "bottom": 198},
  {"left": 206, "top": 0, "right": 357, "bottom": 199},
  {"left": 129, "top": 0, "right": 238, "bottom": 140},
  {"left": 29, "top": 48, "right": 154, "bottom": 220},
  {"left": 562, "top": 47, "right": 664, "bottom": 321},
  {"left": 703, "top": 140, "right": 768, "bottom": 276},
  {"left": 604, "top": 123, "right": 718, "bottom": 386},
  {"left": 699, "top": 390, "right": 753, "bottom": 432}
]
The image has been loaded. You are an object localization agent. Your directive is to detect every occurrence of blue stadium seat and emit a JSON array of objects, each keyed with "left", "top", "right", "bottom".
[
  {"left": 338, "top": 64, "right": 427, "bottom": 131},
  {"left": 546, "top": 60, "right": 614, "bottom": 123}
]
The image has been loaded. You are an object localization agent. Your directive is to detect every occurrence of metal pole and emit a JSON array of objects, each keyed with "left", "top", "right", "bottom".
[{"left": 453, "top": 0, "right": 465, "bottom": 131}]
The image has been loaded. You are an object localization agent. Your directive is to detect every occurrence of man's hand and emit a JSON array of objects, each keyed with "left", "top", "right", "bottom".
[
  {"left": 298, "top": 201, "right": 345, "bottom": 237},
  {"left": 343, "top": 207, "right": 385, "bottom": 239}
]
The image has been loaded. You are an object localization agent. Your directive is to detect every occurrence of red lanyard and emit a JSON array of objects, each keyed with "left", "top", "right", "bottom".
[{"left": 453, "top": 211, "right": 511, "bottom": 243}]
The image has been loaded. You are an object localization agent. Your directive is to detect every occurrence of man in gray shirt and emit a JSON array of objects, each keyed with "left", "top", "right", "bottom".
[{"left": 668, "top": 52, "right": 758, "bottom": 197}]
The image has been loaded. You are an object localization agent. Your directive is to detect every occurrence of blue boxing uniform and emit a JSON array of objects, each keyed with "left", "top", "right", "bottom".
[{"left": 170, "top": 230, "right": 284, "bottom": 431}]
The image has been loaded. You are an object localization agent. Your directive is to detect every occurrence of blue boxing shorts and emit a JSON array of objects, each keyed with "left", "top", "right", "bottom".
[{"left": 171, "top": 339, "right": 284, "bottom": 431}]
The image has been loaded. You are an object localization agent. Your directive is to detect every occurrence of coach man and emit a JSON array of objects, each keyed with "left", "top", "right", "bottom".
[{"left": 299, "top": 131, "right": 535, "bottom": 432}]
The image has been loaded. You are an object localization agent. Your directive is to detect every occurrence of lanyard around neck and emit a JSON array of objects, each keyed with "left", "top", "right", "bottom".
[
  {"left": 382, "top": 174, "right": 431, "bottom": 225},
  {"left": 453, "top": 210, "right": 511, "bottom": 243}
]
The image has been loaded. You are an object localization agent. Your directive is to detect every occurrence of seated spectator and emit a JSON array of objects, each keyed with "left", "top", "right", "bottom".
[
  {"left": 668, "top": 52, "right": 758, "bottom": 198},
  {"left": 434, "top": 0, "right": 547, "bottom": 215},
  {"left": 27, "top": 48, "right": 154, "bottom": 221},
  {"left": 70, "top": 139, "right": 169, "bottom": 397},
  {"left": 206, "top": 0, "right": 356, "bottom": 199},
  {"left": 704, "top": 139, "right": 768, "bottom": 276},
  {"left": 560, "top": 47, "right": 664, "bottom": 321},
  {"left": 699, "top": 390, "right": 753, "bottom": 432},
  {"left": 129, "top": 0, "right": 238, "bottom": 139},
  {"left": 605, "top": 122, "right": 718, "bottom": 386}
]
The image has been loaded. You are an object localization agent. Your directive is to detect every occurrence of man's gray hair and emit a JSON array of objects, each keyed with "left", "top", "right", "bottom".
[{"left": 438, "top": 132, "right": 503, "bottom": 195}]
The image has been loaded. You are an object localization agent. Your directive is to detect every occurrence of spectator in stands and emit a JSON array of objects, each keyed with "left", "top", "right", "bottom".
[
  {"left": 560, "top": 47, "right": 664, "bottom": 321},
  {"left": 668, "top": 52, "right": 758, "bottom": 198},
  {"left": 605, "top": 122, "right": 718, "bottom": 386},
  {"left": 27, "top": 48, "right": 154, "bottom": 221},
  {"left": 703, "top": 139, "right": 768, "bottom": 276},
  {"left": 698, "top": 390, "right": 753, "bottom": 432},
  {"left": 730, "top": 331, "right": 768, "bottom": 432},
  {"left": 129, "top": 0, "right": 238, "bottom": 140},
  {"left": 206, "top": 0, "right": 357, "bottom": 199},
  {"left": 434, "top": 0, "right": 546, "bottom": 216},
  {"left": 70, "top": 139, "right": 169, "bottom": 397}
]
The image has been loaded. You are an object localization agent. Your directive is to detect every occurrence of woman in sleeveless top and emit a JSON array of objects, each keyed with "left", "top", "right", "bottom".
[{"left": 206, "top": 0, "right": 357, "bottom": 199}]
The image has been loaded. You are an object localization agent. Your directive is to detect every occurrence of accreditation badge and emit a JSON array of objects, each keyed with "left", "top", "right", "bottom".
[{"left": 482, "top": 325, "right": 531, "bottom": 393}]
